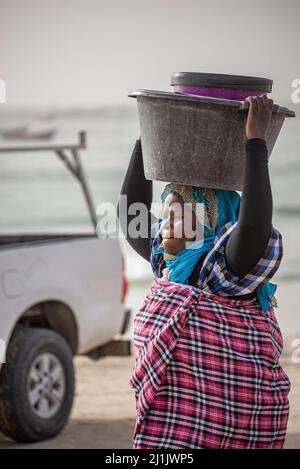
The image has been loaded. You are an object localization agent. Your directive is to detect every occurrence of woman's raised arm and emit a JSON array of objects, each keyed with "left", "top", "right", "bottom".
[
  {"left": 117, "top": 138, "right": 156, "bottom": 261},
  {"left": 224, "top": 95, "right": 274, "bottom": 278}
]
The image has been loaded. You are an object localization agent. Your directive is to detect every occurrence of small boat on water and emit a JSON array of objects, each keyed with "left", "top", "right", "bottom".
[{"left": 0, "top": 122, "right": 57, "bottom": 140}]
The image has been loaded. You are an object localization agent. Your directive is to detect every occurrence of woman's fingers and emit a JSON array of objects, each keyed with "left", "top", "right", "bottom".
[
  {"left": 245, "top": 94, "right": 273, "bottom": 140},
  {"left": 260, "top": 94, "right": 269, "bottom": 112},
  {"left": 248, "top": 94, "right": 273, "bottom": 114},
  {"left": 256, "top": 96, "right": 265, "bottom": 112},
  {"left": 260, "top": 94, "right": 273, "bottom": 114},
  {"left": 246, "top": 96, "right": 257, "bottom": 113},
  {"left": 268, "top": 97, "right": 274, "bottom": 111}
]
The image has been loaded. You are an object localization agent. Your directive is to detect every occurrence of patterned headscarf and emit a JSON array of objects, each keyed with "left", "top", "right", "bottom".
[
  {"left": 155, "top": 182, "right": 276, "bottom": 313},
  {"left": 160, "top": 183, "right": 241, "bottom": 238},
  {"left": 155, "top": 183, "right": 241, "bottom": 285}
]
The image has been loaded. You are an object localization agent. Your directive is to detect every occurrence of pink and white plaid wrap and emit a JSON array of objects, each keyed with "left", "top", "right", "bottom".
[{"left": 129, "top": 277, "right": 291, "bottom": 449}]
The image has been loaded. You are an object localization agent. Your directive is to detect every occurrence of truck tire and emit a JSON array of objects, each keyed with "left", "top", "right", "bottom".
[{"left": 0, "top": 326, "right": 75, "bottom": 442}]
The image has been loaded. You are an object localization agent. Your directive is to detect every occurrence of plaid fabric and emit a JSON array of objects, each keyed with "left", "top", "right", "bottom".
[
  {"left": 129, "top": 221, "right": 290, "bottom": 448},
  {"left": 129, "top": 278, "right": 291, "bottom": 448},
  {"left": 150, "top": 219, "right": 283, "bottom": 298}
]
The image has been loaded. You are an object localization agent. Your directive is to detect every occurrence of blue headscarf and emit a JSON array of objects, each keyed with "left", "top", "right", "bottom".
[{"left": 156, "top": 184, "right": 276, "bottom": 312}]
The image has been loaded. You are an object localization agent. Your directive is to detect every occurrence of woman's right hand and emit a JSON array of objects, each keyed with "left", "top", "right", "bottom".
[{"left": 245, "top": 94, "right": 273, "bottom": 140}]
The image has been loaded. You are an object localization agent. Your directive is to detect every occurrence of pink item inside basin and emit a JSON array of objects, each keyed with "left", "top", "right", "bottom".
[{"left": 174, "top": 85, "right": 265, "bottom": 101}]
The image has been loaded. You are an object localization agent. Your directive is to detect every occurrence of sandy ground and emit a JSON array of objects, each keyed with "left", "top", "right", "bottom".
[{"left": 0, "top": 352, "right": 299, "bottom": 449}]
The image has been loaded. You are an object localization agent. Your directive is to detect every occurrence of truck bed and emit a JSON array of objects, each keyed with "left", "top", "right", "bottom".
[{"left": 0, "top": 234, "right": 96, "bottom": 249}]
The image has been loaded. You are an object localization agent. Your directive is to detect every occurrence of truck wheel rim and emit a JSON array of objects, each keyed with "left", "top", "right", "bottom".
[{"left": 27, "top": 353, "right": 66, "bottom": 419}]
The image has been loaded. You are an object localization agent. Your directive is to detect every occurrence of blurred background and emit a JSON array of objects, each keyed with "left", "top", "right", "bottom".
[{"left": 0, "top": 0, "right": 299, "bottom": 448}]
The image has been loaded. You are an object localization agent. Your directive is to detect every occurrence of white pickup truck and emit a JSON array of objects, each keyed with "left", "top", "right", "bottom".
[{"left": 0, "top": 132, "right": 131, "bottom": 443}]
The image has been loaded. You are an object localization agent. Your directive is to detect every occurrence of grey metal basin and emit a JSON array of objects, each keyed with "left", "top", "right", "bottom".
[{"left": 129, "top": 89, "right": 295, "bottom": 191}]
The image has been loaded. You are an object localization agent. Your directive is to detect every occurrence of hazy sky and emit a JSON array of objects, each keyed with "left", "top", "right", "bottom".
[{"left": 0, "top": 0, "right": 299, "bottom": 108}]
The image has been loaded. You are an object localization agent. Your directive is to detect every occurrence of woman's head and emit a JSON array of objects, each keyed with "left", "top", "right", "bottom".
[{"left": 159, "top": 183, "right": 241, "bottom": 254}]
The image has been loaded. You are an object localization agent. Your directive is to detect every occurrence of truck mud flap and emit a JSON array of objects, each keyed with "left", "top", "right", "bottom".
[{"left": 86, "top": 339, "right": 131, "bottom": 360}]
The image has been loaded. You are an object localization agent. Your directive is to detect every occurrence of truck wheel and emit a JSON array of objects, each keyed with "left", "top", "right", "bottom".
[{"left": 0, "top": 327, "right": 75, "bottom": 442}]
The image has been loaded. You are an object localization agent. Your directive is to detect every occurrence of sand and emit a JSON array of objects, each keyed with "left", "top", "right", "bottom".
[{"left": 0, "top": 352, "right": 299, "bottom": 449}]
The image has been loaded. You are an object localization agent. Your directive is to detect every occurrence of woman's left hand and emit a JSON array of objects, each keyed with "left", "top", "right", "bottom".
[{"left": 245, "top": 94, "right": 273, "bottom": 140}]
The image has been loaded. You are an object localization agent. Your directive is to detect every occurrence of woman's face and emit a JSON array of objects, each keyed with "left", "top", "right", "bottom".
[{"left": 160, "top": 192, "right": 202, "bottom": 254}]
